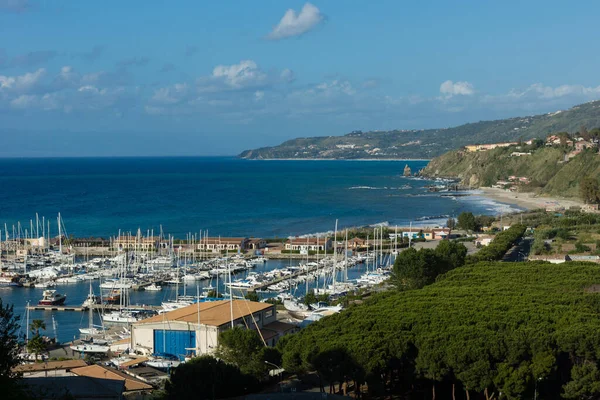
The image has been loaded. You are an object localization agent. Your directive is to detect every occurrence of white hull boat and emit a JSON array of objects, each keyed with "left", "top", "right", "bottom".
[
  {"left": 70, "top": 344, "right": 109, "bottom": 354},
  {"left": 103, "top": 311, "right": 139, "bottom": 324},
  {"left": 145, "top": 283, "right": 162, "bottom": 291}
]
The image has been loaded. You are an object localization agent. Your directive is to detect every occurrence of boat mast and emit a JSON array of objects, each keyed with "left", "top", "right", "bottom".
[
  {"left": 58, "top": 213, "right": 62, "bottom": 254},
  {"left": 52, "top": 315, "right": 58, "bottom": 343},
  {"left": 25, "top": 301, "right": 30, "bottom": 343},
  {"left": 228, "top": 252, "right": 233, "bottom": 328},
  {"left": 196, "top": 284, "right": 201, "bottom": 356},
  {"left": 332, "top": 219, "right": 338, "bottom": 290},
  {"left": 344, "top": 229, "right": 348, "bottom": 282}
]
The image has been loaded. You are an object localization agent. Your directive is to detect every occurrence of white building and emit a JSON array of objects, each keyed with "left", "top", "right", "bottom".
[
  {"left": 285, "top": 237, "right": 332, "bottom": 252},
  {"left": 131, "top": 300, "right": 296, "bottom": 359},
  {"left": 196, "top": 237, "right": 249, "bottom": 253}
]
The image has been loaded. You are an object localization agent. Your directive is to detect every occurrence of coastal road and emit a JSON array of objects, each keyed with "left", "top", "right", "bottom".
[{"left": 502, "top": 236, "right": 533, "bottom": 262}]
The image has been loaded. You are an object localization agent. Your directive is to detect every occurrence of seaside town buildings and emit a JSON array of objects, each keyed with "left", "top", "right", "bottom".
[
  {"left": 284, "top": 237, "right": 332, "bottom": 252},
  {"left": 196, "top": 237, "right": 267, "bottom": 253}
]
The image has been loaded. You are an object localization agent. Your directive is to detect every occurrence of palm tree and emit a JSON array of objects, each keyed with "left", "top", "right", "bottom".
[
  {"left": 28, "top": 319, "right": 47, "bottom": 361},
  {"left": 30, "top": 319, "right": 46, "bottom": 336}
]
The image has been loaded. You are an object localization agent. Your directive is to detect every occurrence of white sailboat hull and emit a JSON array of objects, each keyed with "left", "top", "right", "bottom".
[{"left": 70, "top": 344, "right": 109, "bottom": 353}]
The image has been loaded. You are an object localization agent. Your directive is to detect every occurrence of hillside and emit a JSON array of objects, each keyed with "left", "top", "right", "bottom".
[
  {"left": 422, "top": 143, "right": 600, "bottom": 198},
  {"left": 240, "top": 100, "right": 600, "bottom": 159}
]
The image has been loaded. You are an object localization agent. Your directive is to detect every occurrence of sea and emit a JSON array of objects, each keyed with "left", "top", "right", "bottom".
[{"left": 0, "top": 156, "right": 522, "bottom": 343}]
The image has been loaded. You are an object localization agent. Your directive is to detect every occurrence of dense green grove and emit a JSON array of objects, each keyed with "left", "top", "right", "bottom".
[
  {"left": 279, "top": 261, "right": 600, "bottom": 399},
  {"left": 391, "top": 240, "right": 467, "bottom": 289},
  {"left": 165, "top": 355, "right": 260, "bottom": 400}
]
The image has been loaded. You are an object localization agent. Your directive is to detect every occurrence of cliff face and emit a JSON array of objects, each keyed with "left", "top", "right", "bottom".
[{"left": 422, "top": 145, "right": 600, "bottom": 198}]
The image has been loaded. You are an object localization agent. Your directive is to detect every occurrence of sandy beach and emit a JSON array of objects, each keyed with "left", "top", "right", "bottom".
[{"left": 479, "top": 187, "right": 585, "bottom": 211}]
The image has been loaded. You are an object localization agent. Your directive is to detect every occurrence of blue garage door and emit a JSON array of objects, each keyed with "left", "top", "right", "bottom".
[{"left": 153, "top": 330, "right": 196, "bottom": 360}]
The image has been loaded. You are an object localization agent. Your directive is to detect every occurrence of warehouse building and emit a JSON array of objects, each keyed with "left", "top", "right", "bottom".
[{"left": 131, "top": 300, "right": 296, "bottom": 360}]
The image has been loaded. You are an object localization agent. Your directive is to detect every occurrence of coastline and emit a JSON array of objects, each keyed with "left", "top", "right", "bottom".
[
  {"left": 240, "top": 158, "right": 431, "bottom": 161},
  {"left": 477, "top": 187, "right": 584, "bottom": 211}
]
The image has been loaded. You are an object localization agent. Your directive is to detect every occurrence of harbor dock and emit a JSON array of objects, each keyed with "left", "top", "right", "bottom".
[{"left": 27, "top": 304, "right": 162, "bottom": 312}]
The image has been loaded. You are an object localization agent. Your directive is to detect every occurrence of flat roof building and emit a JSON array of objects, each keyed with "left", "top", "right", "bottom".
[{"left": 131, "top": 300, "right": 296, "bottom": 360}]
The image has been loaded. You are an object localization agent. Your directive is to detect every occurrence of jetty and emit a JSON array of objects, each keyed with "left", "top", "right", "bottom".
[{"left": 27, "top": 304, "right": 162, "bottom": 312}]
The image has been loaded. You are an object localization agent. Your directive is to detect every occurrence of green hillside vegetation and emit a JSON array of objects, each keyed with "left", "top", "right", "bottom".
[
  {"left": 543, "top": 150, "right": 600, "bottom": 198},
  {"left": 240, "top": 101, "right": 600, "bottom": 160},
  {"left": 423, "top": 140, "right": 600, "bottom": 200},
  {"left": 279, "top": 261, "right": 600, "bottom": 399}
]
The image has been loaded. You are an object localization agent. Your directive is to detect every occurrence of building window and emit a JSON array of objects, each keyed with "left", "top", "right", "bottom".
[{"left": 265, "top": 309, "right": 274, "bottom": 318}]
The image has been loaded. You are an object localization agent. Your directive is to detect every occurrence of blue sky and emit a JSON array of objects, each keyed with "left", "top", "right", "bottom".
[{"left": 2, "top": 0, "right": 600, "bottom": 156}]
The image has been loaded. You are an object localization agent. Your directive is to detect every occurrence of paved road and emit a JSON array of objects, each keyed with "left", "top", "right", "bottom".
[{"left": 503, "top": 236, "right": 533, "bottom": 262}]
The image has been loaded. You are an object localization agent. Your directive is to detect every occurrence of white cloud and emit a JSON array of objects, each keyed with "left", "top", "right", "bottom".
[
  {"left": 267, "top": 3, "right": 324, "bottom": 40},
  {"left": 280, "top": 68, "right": 295, "bottom": 83},
  {"left": 10, "top": 94, "right": 36, "bottom": 109},
  {"left": 0, "top": 68, "right": 46, "bottom": 93},
  {"left": 440, "top": 80, "right": 475, "bottom": 97},
  {"left": 151, "top": 83, "right": 189, "bottom": 104},
  {"left": 211, "top": 60, "right": 267, "bottom": 89},
  {"left": 254, "top": 91, "right": 264, "bottom": 101}
]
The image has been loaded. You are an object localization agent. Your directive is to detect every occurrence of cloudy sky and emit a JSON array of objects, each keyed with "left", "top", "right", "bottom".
[{"left": 2, "top": 0, "right": 600, "bottom": 156}]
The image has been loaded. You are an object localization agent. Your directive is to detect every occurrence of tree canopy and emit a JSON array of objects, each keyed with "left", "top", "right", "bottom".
[
  {"left": 391, "top": 240, "right": 467, "bottom": 290},
  {"left": 165, "top": 355, "right": 258, "bottom": 400},
  {"left": 580, "top": 176, "right": 600, "bottom": 204},
  {"left": 0, "top": 300, "right": 27, "bottom": 400},
  {"left": 457, "top": 212, "right": 476, "bottom": 232},
  {"left": 281, "top": 261, "right": 600, "bottom": 399}
]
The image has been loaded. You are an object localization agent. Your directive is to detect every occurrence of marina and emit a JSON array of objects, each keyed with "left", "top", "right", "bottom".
[{"left": 2, "top": 234, "right": 395, "bottom": 344}]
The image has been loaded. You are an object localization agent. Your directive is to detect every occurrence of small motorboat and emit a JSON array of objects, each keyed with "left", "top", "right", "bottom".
[
  {"left": 106, "top": 289, "right": 121, "bottom": 304},
  {"left": 145, "top": 283, "right": 162, "bottom": 291},
  {"left": 38, "top": 289, "right": 66, "bottom": 306}
]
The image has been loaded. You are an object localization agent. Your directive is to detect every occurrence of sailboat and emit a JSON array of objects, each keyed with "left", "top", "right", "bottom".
[
  {"left": 103, "top": 253, "right": 141, "bottom": 324},
  {"left": 82, "top": 281, "right": 101, "bottom": 308},
  {"left": 79, "top": 289, "right": 107, "bottom": 336},
  {"left": 70, "top": 339, "right": 110, "bottom": 354}
]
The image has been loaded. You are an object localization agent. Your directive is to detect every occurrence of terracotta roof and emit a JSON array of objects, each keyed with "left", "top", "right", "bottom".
[
  {"left": 72, "top": 364, "right": 153, "bottom": 391},
  {"left": 14, "top": 359, "right": 87, "bottom": 373},
  {"left": 134, "top": 300, "right": 273, "bottom": 327}
]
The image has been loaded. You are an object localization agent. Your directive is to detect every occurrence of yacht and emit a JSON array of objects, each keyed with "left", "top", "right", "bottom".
[
  {"left": 103, "top": 310, "right": 140, "bottom": 324},
  {"left": 35, "top": 280, "right": 56, "bottom": 289},
  {"left": 38, "top": 289, "right": 67, "bottom": 306},
  {"left": 145, "top": 353, "right": 181, "bottom": 369},
  {"left": 105, "top": 289, "right": 121, "bottom": 304},
  {"left": 300, "top": 304, "right": 343, "bottom": 328},
  {"left": 82, "top": 283, "right": 101, "bottom": 307},
  {"left": 70, "top": 343, "right": 109, "bottom": 354},
  {"left": 145, "top": 283, "right": 162, "bottom": 291},
  {"left": 56, "top": 276, "right": 80, "bottom": 284},
  {"left": 0, "top": 273, "right": 22, "bottom": 287}
]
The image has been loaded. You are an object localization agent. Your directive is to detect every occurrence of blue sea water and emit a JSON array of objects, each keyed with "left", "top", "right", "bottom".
[
  {"left": 0, "top": 157, "right": 519, "bottom": 238},
  {"left": 0, "top": 157, "right": 522, "bottom": 343}
]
